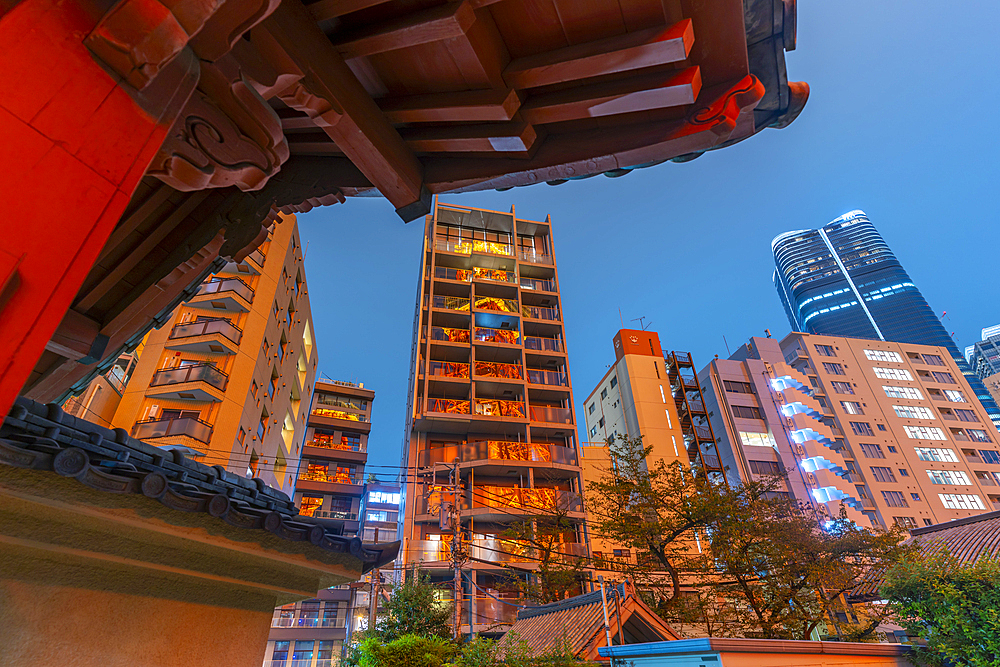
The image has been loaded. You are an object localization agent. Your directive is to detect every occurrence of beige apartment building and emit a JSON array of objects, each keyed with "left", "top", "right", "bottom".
[
  {"left": 700, "top": 334, "right": 1000, "bottom": 531},
  {"left": 110, "top": 215, "right": 317, "bottom": 492},
  {"left": 581, "top": 329, "right": 724, "bottom": 568}
]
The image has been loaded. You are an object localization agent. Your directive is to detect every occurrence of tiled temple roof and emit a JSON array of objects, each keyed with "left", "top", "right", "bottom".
[{"left": 0, "top": 398, "right": 397, "bottom": 572}]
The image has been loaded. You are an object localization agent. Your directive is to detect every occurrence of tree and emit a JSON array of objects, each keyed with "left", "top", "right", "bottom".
[
  {"left": 355, "top": 634, "right": 458, "bottom": 667},
  {"left": 882, "top": 551, "right": 1000, "bottom": 667},
  {"left": 372, "top": 570, "right": 454, "bottom": 641},
  {"left": 499, "top": 503, "right": 589, "bottom": 604}
]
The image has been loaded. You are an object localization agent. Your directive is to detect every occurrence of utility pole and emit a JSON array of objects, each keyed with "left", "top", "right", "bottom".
[
  {"left": 598, "top": 575, "right": 612, "bottom": 648},
  {"left": 448, "top": 458, "right": 467, "bottom": 641},
  {"left": 367, "top": 571, "right": 380, "bottom": 632}
]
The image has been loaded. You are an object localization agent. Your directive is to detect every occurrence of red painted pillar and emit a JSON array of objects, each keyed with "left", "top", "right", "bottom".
[{"left": 0, "top": 0, "right": 195, "bottom": 418}]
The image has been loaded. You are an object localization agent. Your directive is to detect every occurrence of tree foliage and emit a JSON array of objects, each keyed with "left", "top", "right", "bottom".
[
  {"left": 883, "top": 551, "right": 1000, "bottom": 667},
  {"left": 500, "top": 505, "right": 588, "bottom": 604},
  {"left": 356, "top": 635, "right": 458, "bottom": 667},
  {"left": 373, "top": 570, "right": 454, "bottom": 641}
]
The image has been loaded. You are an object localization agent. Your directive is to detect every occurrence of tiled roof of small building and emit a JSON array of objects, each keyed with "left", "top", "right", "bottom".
[{"left": 0, "top": 398, "right": 397, "bottom": 571}]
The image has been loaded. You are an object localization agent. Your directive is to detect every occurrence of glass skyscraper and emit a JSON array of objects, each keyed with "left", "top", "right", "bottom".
[{"left": 772, "top": 210, "right": 1000, "bottom": 430}]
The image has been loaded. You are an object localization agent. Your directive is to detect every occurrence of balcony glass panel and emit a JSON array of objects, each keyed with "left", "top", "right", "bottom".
[
  {"left": 312, "top": 510, "right": 359, "bottom": 520},
  {"left": 518, "top": 249, "right": 553, "bottom": 264},
  {"left": 301, "top": 466, "right": 361, "bottom": 485},
  {"left": 169, "top": 318, "right": 242, "bottom": 344},
  {"left": 528, "top": 405, "right": 572, "bottom": 423},
  {"left": 429, "top": 361, "right": 470, "bottom": 379},
  {"left": 196, "top": 277, "right": 254, "bottom": 301},
  {"left": 473, "top": 486, "right": 581, "bottom": 512},
  {"left": 430, "top": 326, "right": 470, "bottom": 343},
  {"left": 474, "top": 362, "right": 523, "bottom": 380},
  {"left": 151, "top": 363, "right": 228, "bottom": 390},
  {"left": 427, "top": 398, "right": 471, "bottom": 414},
  {"left": 310, "top": 433, "right": 365, "bottom": 452},
  {"left": 133, "top": 417, "right": 213, "bottom": 443},
  {"left": 474, "top": 399, "right": 525, "bottom": 418},
  {"left": 434, "top": 266, "right": 473, "bottom": 282},
  {"left": 527, "top": 368, "right": 567, "bottom": 386},
  {"left": 519, "top": 276, "right": 557, "bottom": 292},
  {"left": 432, "top": 295, "right": 471, "bottom": 311},
  {"left": 474, "top": 327, "right": 519, "bottom": 344},
  {"left": 311, "top": 407, "right": 367, "bottom": 421},
  {"left": 521, "top": 304, "right": 559, "bottom": 321},
  {"left": 462, "top": 598, "right": 518, "bottom": 625},
  {"left": 523, "top": 336, "right": 562, "bottom": 352},
  {"left": 437, "top": 239, "right": 513, "bottom": 257},
  {"left": 420, "top": 441, "right": 577, "bottom": 466},
  {"left": 248, "top": 247, "right": 266, "bottom": 268},
  {"left": 475, "top": 296, "right": 519, "bottom": 314}
]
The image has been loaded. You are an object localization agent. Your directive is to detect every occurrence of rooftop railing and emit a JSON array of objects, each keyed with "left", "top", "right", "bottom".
[
  {"left": 474, "top": 361, "right": 523, "bottom": 380},
  {"left": 151, "top": 362, "right": 228, "bottom": 390},
  {"left": 196, "top": 277, "right": 254, "bottom": 302},
  {"left": 428, "top": 361, "right": 471, "bottom": 379},
  {"left": 430, "top": 326, "right": 470, "bottom": 343},
  {"left": 519, "top": 276, "right": 557, "bottom": 292},
  {"left": 432, "top": 295, "right": 471, "bottom": 312},
  {"left": 523, "top": 336, "right": 562, "bottom": 352},
  {"left": 475, "top": 296, "right": 520, "bottom": 314},
  {"left": 169, "top": 318, "right": 242, "bottom": 345},
  {"left": 528, "top": 405, "right": 572, "bottom": 424},
  {"left": 132, "top": 416, "right": 213, "bottom": 443},
  {"left": 474, "top": 399, "right": 525, "bottom": 418},
  {"left": 521, "top": 304, "right": 559, "bottom": 321},
  {"left": 518, "top": 249, "right": 553, "bottom": 264},
  {"left": 527, "top": 368, "right": 567, "bottom": 386},
  {"left": 427, "top": 398, "right": 471, "bottom": 415},
  {"left": 474, "top": 327, "right": 519, "bottom": 345}
]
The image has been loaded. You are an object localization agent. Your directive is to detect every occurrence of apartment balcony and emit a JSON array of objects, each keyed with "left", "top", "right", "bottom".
[
  {"left": 682, "top": 423, "right": 713, "bottom": 444},
  {"left": 428, "top": 361, "right": 471, "bottom": 379},
  {"left": 132, "top": 416, "right": 213, "bottom": 444},
  {"left": 473, "top": 327, "right": 520, "bottom": 345},
  {"left": 147, "top": 363, "right": 228, "bottom": 401},
  {"left": 430, "top": 326, "right": 470, "bottom": 344},
  {"left": 436, "top": 238, "right": 513, "bottom": 258},
  {"left": 247, "top": 246, "right": 266, "bottom": 270},
  {"left": 519, "top": 276, "right": 556, "bottom": 292},
  {"left": 418, "top": 441, "right": 578, "bottom": 467},
  {"left": 523, "top": 336, "right": 562, "bottom": 353},
  {"left": 471, "top": 486, "right": 583, "bottom": 515},
  {"left": 475, "top": 296, "right": 520, "bottom": 314},
  {"left": 434, "top": 266, "right": 473, "bottom": 282},
  {"left": 426, "top": 398, "right": 471, "bottom": 415},
  {"left": 470, "top": 539, "right": 587, "bottom": 564},
  {"left": 310, "top": 407, "right": 371, "bottom": 432},
  {"left": 518, "top": 249, "right": 553, "bottom": 264},
  {"left": 474, "top": 361, "right": 523, "bottom": 381},
  {"left": 473, "top": 267, "right": 517, "bottom": 284},
  {"left": 296, "top": 471, "right": 365, "bottom": 498},
  {"left": 521, "top": 304, "right": 559, "bottom": 321},
  {"left": 409, "top": 539, "right": 451, "bottom": 563},
  {"left": 165, "top": 318, "right": 242, "bottom": 354},
  {"left": 431, "top": 295, "right": 471, "bottom": 312},
  {"left": 474, "top": 399, "right": 526, "bottom": 418},
  {"left": 462, "top": 598, "right": 518, "bottom": 626},
  {"left": 527, "top": 368, "right": 567, "bottom": 386},
  {"left": 303, "top": 437, "right": 367, "bottom": 464},
  {"left": 528, "top": 405, "right": 572, "bottom": 424},
  {"left": 188, "top": 277, "right": 254, "bottom": 312}
]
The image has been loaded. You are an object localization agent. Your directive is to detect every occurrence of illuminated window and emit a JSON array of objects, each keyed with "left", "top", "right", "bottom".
[
  {"left": 939, "top": 493, "right": 985, "bottom": 510},
  {"left": 904, "top": 425, "right": 946, "bottom": 440},
  {"left": 841, "top": 401, "right": 864, "bottom": 415},
  {"left": 739, "top": 432, "right": 776, "bottom": 448},
  {"left": 884, "top": 386, "right": 923, "bottom": 400},
  {"left": 299, "top": 496, "right": 323, "bottom": 517},
  {"left": 893, "top": 405, "right": 935, "bottom": 419},
  {"left": 944, "top": 390, "right": 967, "bottom": 402},
  {"left": 927, "top": 470, "right": 971, "bottom": 486},
  {"left": 873, "top": 367, "right": 912, "bottom": 381},
  {"left": 864, "top": 349, "right": 903, "bottom": 363},
  {"left": 915, "top": 447, "right": 958, "bottom": 462}
]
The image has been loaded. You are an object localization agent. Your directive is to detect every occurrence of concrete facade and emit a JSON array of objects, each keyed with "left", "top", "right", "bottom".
[
  {"left": 111, "top": 215, "right": 317, "bottom": 493},
  {"left": 700, "top": 334, "right": 1000, "bottom": 530}
]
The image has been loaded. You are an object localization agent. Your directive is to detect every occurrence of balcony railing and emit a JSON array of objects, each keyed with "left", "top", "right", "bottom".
[
  {"left": 247, "top": 247, "right": 266, "bottom": 268},
  {"left": 409, "top": 539, "right": 452, "bottom": 561},
  {"left": 432, "top": 295, "right": 471, "bottom": 312},
  {"left": 196, "top": 277, "right": 254, "bottom": 302},
  {"left": 521, "top": 304, "right": 559, "bottom": 321},
  {"left": 471, "top": 539, "right": 587, "bottom": 564},
  {"left": 528, "top": 405, "right": 572, "bottom": 423},
  {"left": 300, "top": 470, "right": 362, "bottom": 485},
  {"left": 474, "top": 327, "right": 520, "bottom": 345},
  {"left": 523, "top": 336, "right": 562, "bottom": 352},
  {"left": 474, "top": 399, "right": 525, "bottom": 418},
  {"left": 518, "top": 249, "right": 553, "bottom": 264},
  {"left": 151, "top": 363, "right": 228, "bottom": 390},
  {"left": 435, "top": 238, "right": 514, "bottom": 257},
  {"left": 434, "top": 266, "right": 472, "bottom": 282},
  {"left": 311, "top": 510, "right": 359, "bottom": 521},
  {"left": 519, "top": 276, "right": 557, "bottom": 292},
  {"left": 474, "top": 362, "right": 523, "bottom": 380},
  {"left": 473, "top": 486, "right": 582, "bottom": 513},
  {"left": 430, "top": 326, "right": 470, "bottom": 343},
  {"left": 472, "top": 267, "right": 516, "bottom": 284},
  {"left": 475, "top": 296, "right": 520, "bottom": 314},
  {"left": 527, "top": 368, "right": 567, "bottom": 386},
  {"left": 271, "top": 616, "right": 346, "bottom": 629},
  {"left": 419, "top": 441, "right": 578, "bottom": 467},
  {"left": 429, "top": 361, "right": 470, "bottom": 379},
  {"left": 132, "top": 416, "right": 213, "bottom": 443},
  {"left": 169, "top": 318, "right": 242, "bottom": 345},
  {"left": 462, "top": 598, "right": 518, "bottom": 625},
  {"left": 311, "top": 407, "right": 367, "bottom": 422},
  {"left": 427, "top": 398, "right": 471, "bottom": 414},
  {"left": 308, "top": 437, "right": 365, "bottom": 452}
]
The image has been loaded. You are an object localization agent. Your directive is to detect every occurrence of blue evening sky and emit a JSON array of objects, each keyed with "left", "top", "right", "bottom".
[{"left": 298, "top": 1, "right": 999, "bottom": 478}]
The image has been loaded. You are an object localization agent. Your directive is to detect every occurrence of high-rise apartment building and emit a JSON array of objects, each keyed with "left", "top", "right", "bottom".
[
  {"left": 772, "top": 210, "right": 1000, "bottom": 431},
  {"left": 295, "top": 380, "right": 375, "bottom": 536},
  {"left": 581, "top": 329, "right": 723, "bottom": 569},
  {"left": 700, "top": 334, "right": 1000, "bottom": 531},
  {"left": 399, "top": 202, "right": 585, "bottom": 632},
  {"left": 111, "top": 215, "right": 317, "bottom": 493}
]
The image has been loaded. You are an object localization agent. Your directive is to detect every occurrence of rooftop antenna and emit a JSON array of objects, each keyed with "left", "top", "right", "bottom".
[
  {"left": 631, "top": 316, "right": 650, "bottom": 331},
  {"left": 619, "top": 308, "right": 625, "bottom": 329},
  {"left": 723, "top": 335, "right": 732, "bottom": 356}
]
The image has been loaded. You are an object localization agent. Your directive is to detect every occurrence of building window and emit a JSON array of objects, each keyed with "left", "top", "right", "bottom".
[
  {"left": 723, "top": 380, "right": 755, "bottom": 394},
  {"left": 893, "top": 516, "right": 917, "bottom": 528},
  {"left": 271, "top": 641, "right": 290, "bottom": 664},
  {"left": 257, "top": 409, "right": 268, "bottom": 439},
  {"left": 921, "top": 354, "right": 945, "bottom": 366},
  {"left": 831, "top": 381, "right": 854, "bottom": 394},
  {"left": 860, "top": 443, "right": 885, "bottom": 458},
  {"left": 748, "top": 460, "right": 782, "bottom": 475},
  {"left": 732, "top": 405, "right": 764, "bottom": 420},
  {"left": 610, "top": 376, "right": 617, "bottom": 389},
  {"left": 598, "top": 417, "right": 605, "bottom": 428},
  {"left": 292, "top": 639, "right": 314, "bottom": 661},
  {"left": 899, "top": 468, "right": 909, "bottom": 477},
  {"left": 881, "top": 490, "right": 907, "bottom": 507},
  {"left": 601, "top": 388, "right": 608, "bottom": 400},
  {"left": 589, "top": 426, "right": 597, "bottom": 438},
  {"left": 883, "top": 385, "right": 924, "bottom": 400},
  {"left": 840, "top": 401, "right": 864, "bottom": 415},
  {"left": 299, "top": 496, "right": 323, "bottom": 517},
  {"left": 980, "top": 450, "right": 1000, "bottom": 464},
  {"left": 955, "top": 409, "right": 980, "bottom": 423},
  {"left": 939, "top": 493, "right": 985, "bottom": 510},
  {"left": 911, "top": 492, "right": 922, "bottom": 501},
  {"left": 739, "top": 432, "right": 775, "bottom": 448},
  {"left": 927, "top": 470, "right": 972, "bottom": 486},
  {"left": 887, "top": 445, "right": 897, "bottom": 453},
  {"left": 247, "top": 449, "right": 259, "bottom": 477},
  {"left": 850, "top": 421, "right": 875, "bottom": 436},
  {"left": 943, "top": 389, "right": 967, "bottom": 403},
  {"left": 893, "top": 405, "right": 935, "bottom": 420},
  {"left": 237, "top": 428, "right": 246, "bottom": 449},
  {"left": 915, "top": 447, "right": 958, "bottom": 462},
  {"left": 931, "top": 371, "right": 956, "bottom": 384},
  {"left": 588, "top": 403, "right": 595, "bottom": 415},
  {"left": 342, "top": 433, "right": 362, "bottom": 450},
  {"left": 822, "top": 362, "right": 845, "bottom": 375},
  {"left": 870, "top": 466, "right": 897, "bottom": 483},
  {"left": 369, "top": 491, "right": 401, "bottom": 505},
  {"left": 251, "top": 380, "right": 259, "bottom": 399},
  {"left": 877, "top": 424, "right": 887, "bottom": 431},
  {"left": 923, "top": 519, "right": 933, "bottom": 526},
  {"left": 815, "top": 344, "right": 836, "bottom": 357},
  {"left": 968, "top": 429, "right": 993, "bottom": 443},
  {"left": 864, "top": 349, "right": 903, "bottom": 363},
  {"left": 873, "top": 367, "right": 913, "bottom": 381},
  {"left": 904, "top": 425, "right": 947, "bottom": 441}
]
